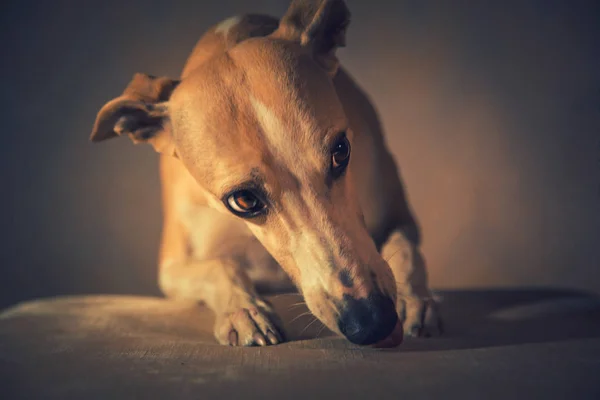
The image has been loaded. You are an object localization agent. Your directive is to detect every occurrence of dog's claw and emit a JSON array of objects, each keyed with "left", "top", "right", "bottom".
[
  {"left": 215, "top": 303, "right": 285, "bottom": 347},
  {"left": 398, "top": 296, "right": 443, "bottom": 338},
  {"left": 253, "top": 332, "right": 267, "bottom": 346},
  {"left": 266, "top": 330, "right": 279, "bottom": 345},
  {"left": 228, "top": 330, "right": 238, "bottom": 346},
  {"left": 408, "top": 325, "right": 421, "bottom": 338}
]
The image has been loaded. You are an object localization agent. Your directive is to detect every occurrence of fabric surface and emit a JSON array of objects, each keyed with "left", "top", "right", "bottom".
[{"left": 1, "top": 289, "right": 600, "bottom": 399}]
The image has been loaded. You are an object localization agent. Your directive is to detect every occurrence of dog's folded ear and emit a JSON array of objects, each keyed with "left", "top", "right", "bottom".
[
  {"left": 272, "top": 0, "right": 350, "bottom": 76},
  {"left": 90, "top": 73, "right": 180, "bottom": 157}
]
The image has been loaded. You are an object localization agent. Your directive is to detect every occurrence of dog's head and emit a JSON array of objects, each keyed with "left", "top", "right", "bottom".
[{"left": 91, "top": 0, "right": 399, "bottom": 345}]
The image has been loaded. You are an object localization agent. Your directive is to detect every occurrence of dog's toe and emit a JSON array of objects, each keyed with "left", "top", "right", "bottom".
[
  {"left": 266, "top": 329, "right": 281, "bottom": 345},
  {"left": 215, "top": 306, "right": 285, "bottom": 347},
  {"left": 398, "top": 296, "right": 443, "bottom": 338},
  {"left": 227, "top": 330, "right": 239, "bottom": 346}
]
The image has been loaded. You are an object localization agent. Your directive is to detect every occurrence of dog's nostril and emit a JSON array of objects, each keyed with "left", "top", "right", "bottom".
[{"left": 337, "top": 293, "right": 398, "bottom": 345}]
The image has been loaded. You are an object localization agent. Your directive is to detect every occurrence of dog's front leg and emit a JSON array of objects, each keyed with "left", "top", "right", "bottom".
[
  {"left": 381, "top": 229, "right": 443, "bottom": 337},
  {"left": 159, "top": 258, "right": 284, "bottom": 346}
]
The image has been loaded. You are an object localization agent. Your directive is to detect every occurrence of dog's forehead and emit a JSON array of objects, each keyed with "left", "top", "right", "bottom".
[{"left": 170, "top": 38, "right": 347, "bottom": 195}]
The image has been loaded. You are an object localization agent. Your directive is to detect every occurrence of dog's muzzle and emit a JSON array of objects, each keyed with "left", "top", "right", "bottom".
[{"left": 337, "top": 293, "right": 398, "bottom": 345}]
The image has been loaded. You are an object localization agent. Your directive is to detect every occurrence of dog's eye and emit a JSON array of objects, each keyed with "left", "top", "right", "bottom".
[
  {"left": 331, "top": 133, "right": 351, "bottom": 177},
  {"left": 225, "top": 190, "right": 266, "bottom": 217}
]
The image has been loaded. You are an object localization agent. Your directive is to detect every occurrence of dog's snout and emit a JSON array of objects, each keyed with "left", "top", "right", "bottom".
[{"left": 337, "top": 293, "right": 398, "bottom": 345}]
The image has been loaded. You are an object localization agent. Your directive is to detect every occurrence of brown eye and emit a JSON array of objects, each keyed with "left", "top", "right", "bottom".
[
  {"left": 226, "top": 190, "right": 266, "bottom": 217},
  {"left": 331, "top": 133, "right": 351, "bottom": 177}
]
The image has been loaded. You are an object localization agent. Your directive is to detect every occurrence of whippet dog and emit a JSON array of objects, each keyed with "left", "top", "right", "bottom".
[{"left": 90, "top": 0, "right": 442, "bottom": 347}]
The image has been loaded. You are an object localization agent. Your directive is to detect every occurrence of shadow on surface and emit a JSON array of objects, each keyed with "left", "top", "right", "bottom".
[{"left": 271, "top": 288, "right": 600, "bottom": 352}]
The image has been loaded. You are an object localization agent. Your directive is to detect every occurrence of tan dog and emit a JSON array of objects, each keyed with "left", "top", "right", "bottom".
[{"left": 90, "top": 0, "right": 441, "bottom": 347}]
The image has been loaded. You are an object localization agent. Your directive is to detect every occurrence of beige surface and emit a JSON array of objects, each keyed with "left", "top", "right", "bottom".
[{"left": 1, "top": 290, "right": 600, "bottom": 399}]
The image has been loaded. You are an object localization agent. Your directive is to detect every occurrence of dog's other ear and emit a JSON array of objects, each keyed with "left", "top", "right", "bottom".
[
  {"left": 90, "top": 73, "right": 180, "bottom": 157},
  {"left": 272, "top": 0, "right": 350, "bottom": 76}
]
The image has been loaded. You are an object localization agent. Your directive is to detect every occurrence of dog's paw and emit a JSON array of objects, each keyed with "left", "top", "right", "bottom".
[
  {"left": 214, "top": 302, "right": 285, "bottom": 346},
  {"left": 397, "top": 294, "right": 443, "bottom": 338}
]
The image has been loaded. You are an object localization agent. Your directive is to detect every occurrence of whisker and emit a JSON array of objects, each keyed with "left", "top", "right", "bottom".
[
  {"left": 316, "top": 323, "right": 328, "bottom": 338},
  {"left": 329, "top": 304, "right": 342, "bottom": 318},
  {"left": 299, "top": 317, "right": 319, "bottom": 336},
  {"left": 385, "top": 249, "right": 403, "bottom": 264},
  {"left": 287, "top": 301, "right": 307, "bottom": 311},
  {"left": 289, "top": 311, "right": 312, "bottom": 325},
  {"left": 271, "top": 293, "right": 301, "bottom": 300}
]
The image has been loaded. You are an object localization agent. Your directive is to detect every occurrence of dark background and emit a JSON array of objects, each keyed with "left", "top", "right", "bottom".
[{"left": 1, "top": 0, "right": 599, "bottom": 309}]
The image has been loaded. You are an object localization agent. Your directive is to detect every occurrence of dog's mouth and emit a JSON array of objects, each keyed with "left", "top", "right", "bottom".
[{"left": 371, "top": 320, "right": 404, "bottom": 348}]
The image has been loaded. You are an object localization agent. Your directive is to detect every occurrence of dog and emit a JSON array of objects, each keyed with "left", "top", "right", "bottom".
[{"left": 90, "top": 0, "right": 442, "bottom": 347}]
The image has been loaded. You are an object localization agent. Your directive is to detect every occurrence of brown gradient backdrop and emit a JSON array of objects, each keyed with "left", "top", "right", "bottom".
[{"left": 1, "top": 0, "right": 599, "bottom": 308}]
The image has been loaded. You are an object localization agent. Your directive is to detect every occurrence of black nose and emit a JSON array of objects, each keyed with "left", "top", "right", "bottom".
[{"left": 337, "top": 293, "right": 398, "bottom": 345}]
